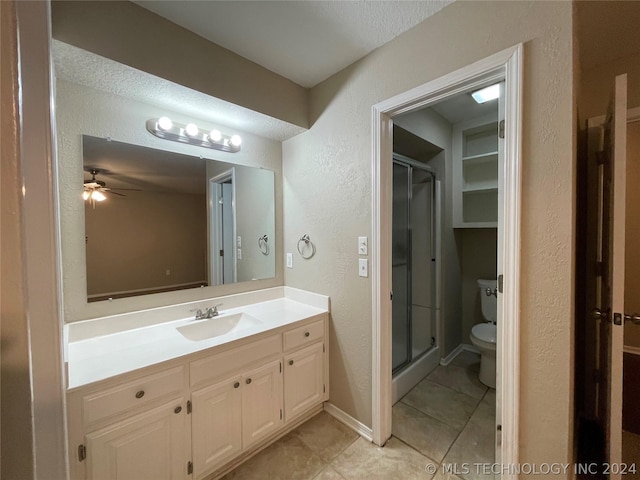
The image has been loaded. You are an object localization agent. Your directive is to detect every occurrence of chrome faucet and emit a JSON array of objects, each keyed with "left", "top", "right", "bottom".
[
  {"left": 191, "top": 304, "right": 223, "bottom": 320},
  {"left": 206, "top": 304, "right": 223, "bottom": 318}
]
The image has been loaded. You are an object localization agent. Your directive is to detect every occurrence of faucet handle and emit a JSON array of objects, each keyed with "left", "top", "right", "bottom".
[
  {"left": 189, "top": 308, "right": 205, "bottom": 319},
  {"left": 211, "top": 303, "right": 223, "bottom": 314}
]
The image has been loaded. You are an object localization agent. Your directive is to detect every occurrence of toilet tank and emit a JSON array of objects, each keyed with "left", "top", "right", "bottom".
[{"left": 477, "top": 278, "right": 497, "bottom": 323}]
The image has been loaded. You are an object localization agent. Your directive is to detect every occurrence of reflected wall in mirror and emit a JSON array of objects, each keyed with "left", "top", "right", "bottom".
[{"left": 83, "top": 135, "right": 275, "bottom": 302}]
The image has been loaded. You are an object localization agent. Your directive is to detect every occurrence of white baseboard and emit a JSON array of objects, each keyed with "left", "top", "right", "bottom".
[
  {"left": 440, "top": 343, "right": 479, "bottom": 366},
  {"left": 323, "top": 402, "right": 373, "bottom": 442}
]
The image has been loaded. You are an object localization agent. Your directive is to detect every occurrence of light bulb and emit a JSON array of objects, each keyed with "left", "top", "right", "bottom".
[
  {"left": 470, "top": 84, "right": 500, "bottom": 104},
  {"left": 158, "top": 116, "right": 173, "bottom": 131},
  {"left": 83, "top": 190, "right": 90, "bottom": 200},
  {"left": 209, "top": 130, "right": 222, "bottom": 142},
  {"left": 230, "top": 135, "right": 242, "bottom": 147},
  {"left": 92, "top": 190, "right": 107, "bottom": 202},
  {"left": 185, "top": 123, "right": 199, "bottom": 137}
]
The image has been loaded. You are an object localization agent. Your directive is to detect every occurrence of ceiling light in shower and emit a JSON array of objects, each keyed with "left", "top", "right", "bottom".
[
  {"left": 146, "top": 118, "right": 242, "bottom": 153},
  {"left": 470, "top": 83, "right": 500, "bottom": 104}
]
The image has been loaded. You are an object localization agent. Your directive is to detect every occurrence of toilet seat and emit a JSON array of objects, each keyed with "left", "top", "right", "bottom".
[{"left": 471, "top": 323, "right": 497, "bottom": 351}]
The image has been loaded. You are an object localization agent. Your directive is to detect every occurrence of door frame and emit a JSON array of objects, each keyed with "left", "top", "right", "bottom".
[
  {"left": 209, "top": 168, "right": 237, "bottom": 285},
  {"left": 371, "top": 44, "right": 523, "bottom": 472}
]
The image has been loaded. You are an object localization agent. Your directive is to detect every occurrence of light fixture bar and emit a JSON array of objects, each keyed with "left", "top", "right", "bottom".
[
  {"left": 146, "top": 118, "right": 241, "bottom": 153},
  {"left": 470, "top": 83, "right": 500, "bottom": 104}
]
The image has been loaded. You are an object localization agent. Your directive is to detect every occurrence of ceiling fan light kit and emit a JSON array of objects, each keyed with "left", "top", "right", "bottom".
[
  {"left": 146, "top": 117, "right": 242, "bottom": 153},
  {"left": 83, "top": 168, "right": 137, "bottom": 207}
]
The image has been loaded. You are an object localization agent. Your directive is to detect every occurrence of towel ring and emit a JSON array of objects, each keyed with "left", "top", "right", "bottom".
[
  {"left": 297, "top": 234, "right": 316, "bottom": 259},
  {"left": 258, "top": 235, "right": 269, "bottom": 256}
]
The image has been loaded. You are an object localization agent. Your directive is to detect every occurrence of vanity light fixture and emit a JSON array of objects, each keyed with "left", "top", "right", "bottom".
[
  {"left": 185, "top": 123, "right": 199, "bottom": 137},
  {"left": 157, "top": 116, "right": 173, "bottom": 131},
  {"left": 146, "top": 117, "right": 242, "bottom": 153},
  {"left": 470, "top": 83, "right": 500, "bottom": 104}
]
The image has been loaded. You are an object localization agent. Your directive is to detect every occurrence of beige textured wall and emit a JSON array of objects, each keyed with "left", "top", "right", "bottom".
[
  {"left": 51, "top": 0, "right": 309, "bottom": 128},
  {"left": 234, "top": 167, "right": 276, "bottom": 282},
  {"left": 283, "top": 0, "right": 575, "bottom": 466},
  {"left": 579, "top": 52, "right": 640, "bottom": 123},
  {"left": 85, "top": 191, "right": 207, "bottom": 297},
  {"left": 56, "top": 79, "right": 284, "bottom": 321},
  {"left": 460, "top": 229, "right": 498, "bottom": 342},
  {"left": 0, "top": 1, "right": 35, "bottom": 475}
]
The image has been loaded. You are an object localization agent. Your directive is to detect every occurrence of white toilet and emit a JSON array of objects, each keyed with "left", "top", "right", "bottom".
[{"left": 470, "top": 278, "right": 497, "bottom": 388}]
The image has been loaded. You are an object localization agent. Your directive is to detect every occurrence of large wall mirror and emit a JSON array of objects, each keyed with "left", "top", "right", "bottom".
[
  {"left": 54, "top": 39, "right": 287, "bottom": 322},
  {"left": 82, "top": 135, "right": 275, "bottom": 302}
]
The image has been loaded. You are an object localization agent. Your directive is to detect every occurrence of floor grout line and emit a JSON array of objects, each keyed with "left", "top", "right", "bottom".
[{"left": 393, "top": 366, "right": 496, "bottom": 480}]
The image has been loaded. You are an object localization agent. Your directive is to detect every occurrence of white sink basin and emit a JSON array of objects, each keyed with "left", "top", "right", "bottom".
[{"left": 177, "top": 313, "right": 262, "bottom": 341}]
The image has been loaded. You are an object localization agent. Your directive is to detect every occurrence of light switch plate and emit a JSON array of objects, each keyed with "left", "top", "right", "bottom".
[
  {"left": 359, "top": 258, "right": 368, "bottom": 277},
  {"left": 237, "top": 248, "right": 242, "bottom": 260},
  {"left": 286, "top": 252, "right": 293, "bottom": 269},
  {"left": 358, "top": 236, "right": 368, "bottom": 255},
  {"left": 236, "top": 236, "right": 242, "bottom": 247}
]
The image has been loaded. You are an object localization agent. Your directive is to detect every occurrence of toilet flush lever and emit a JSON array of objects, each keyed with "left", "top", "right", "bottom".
[{"left": 485, "top": 288, "right": 497, "bottom": 298}]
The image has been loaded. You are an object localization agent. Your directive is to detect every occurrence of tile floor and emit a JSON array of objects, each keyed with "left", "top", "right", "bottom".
[{"left": 223, "top": 351, "right": 495, "bottom": 480}]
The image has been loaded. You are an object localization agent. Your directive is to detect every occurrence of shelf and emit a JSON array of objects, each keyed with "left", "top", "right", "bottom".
[
  {"left": 453, "top": 114, "right": 499, "bottom": 228},
  {"left": 462, "top": 188, "right": 498, "bottom": 224},
  {"left": 462, "top": 186, "right": 498, "bottom": 194},
  {"left": 461, "top": 151, "right": 498, "bottom": 163}
]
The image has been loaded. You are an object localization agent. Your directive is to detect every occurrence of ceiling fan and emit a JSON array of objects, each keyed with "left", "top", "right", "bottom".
[{"left": 83, "top": 168, "right": 139, "bottom": 204}]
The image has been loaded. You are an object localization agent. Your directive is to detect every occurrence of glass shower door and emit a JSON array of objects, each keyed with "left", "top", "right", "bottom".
[{"left": 392, "top": 162, "right": 411, "bottom": 372}]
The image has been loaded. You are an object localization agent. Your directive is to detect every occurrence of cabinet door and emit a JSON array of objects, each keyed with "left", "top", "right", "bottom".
[
  {"left": 191, "top": 376, "right": 242, "bottom": 479},
  {"left": 284, "top": 342, "right": 324, "bottom": 421},
  {"left": 85, "top": 399, "right": 187, "bottom": 480},
  {"left": 242, "top": 359, "right": 283, "bottom": 449}
]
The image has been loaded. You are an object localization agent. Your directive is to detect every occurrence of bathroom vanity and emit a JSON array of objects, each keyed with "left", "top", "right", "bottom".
[{"left": 65, "top": 287, "right": 329, "bottom": 480}]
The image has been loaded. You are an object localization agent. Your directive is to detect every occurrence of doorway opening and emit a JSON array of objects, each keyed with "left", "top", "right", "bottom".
[
  {"left": 209, "top": 168, "right": 237, "bottom": 285},
  {"left": 390, "top": 86, "right": 500, "bottom": 467},
  {"left": 371, "top": 45, "right": 522, "bottom": 475}
]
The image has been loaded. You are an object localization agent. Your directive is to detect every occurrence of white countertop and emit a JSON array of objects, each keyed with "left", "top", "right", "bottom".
[{"left": 66, "top": 290, "right": 328, "bottom": 390}]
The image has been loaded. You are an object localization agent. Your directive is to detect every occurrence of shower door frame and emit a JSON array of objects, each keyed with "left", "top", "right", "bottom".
[
  {"left": 391, "top": 155, "right": 437, "bottom": 375},
  {"left": 371, "top": 44, "right": 522, "bottom": 476}
]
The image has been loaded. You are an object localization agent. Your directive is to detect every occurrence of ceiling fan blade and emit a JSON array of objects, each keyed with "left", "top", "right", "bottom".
[
  {"left": 109, "top": 187, "right": 143, "bottom": 192},
  {"left": 107, "top": 191, "right": 127, "bottom": 197}
]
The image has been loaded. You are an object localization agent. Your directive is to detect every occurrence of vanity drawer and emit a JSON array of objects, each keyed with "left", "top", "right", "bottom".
[
  {"left": 82, "top": 366, "right": 185, "bottom": 427},
  {"left": 283, "top": 319, "right": 324, "bottom": 352},
  {"left": 190, "top": 333, "right": 282, "bottom": 387}
]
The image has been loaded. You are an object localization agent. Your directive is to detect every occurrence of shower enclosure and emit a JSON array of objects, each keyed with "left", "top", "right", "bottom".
[{"left": 392, "top": 154, "right": 438, "bottom": 388}]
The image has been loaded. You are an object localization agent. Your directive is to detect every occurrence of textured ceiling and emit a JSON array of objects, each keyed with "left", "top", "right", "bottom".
[
  {"left": 133, "top": 0, "right": 453, "bottom": 88},
  {"left": 52, "top": 40, "right": 306, "bottom": 142}
]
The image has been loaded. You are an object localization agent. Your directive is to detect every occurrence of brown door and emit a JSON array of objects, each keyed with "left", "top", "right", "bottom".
[{"left": 594, "top": 74, "right": 627, "bottom": 478}]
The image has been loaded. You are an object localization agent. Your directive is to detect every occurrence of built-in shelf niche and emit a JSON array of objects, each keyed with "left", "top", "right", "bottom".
[{"left": 453, "top": 114, "right": 499, "bottom": 228}]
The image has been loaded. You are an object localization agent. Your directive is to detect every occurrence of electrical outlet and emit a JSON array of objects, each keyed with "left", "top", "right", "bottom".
[
  {"left": 286, "top": 252, "right": 293, "bottom": 269},
  {"left": 359, "top": 258, "right": 368, "bottom": 277},
  {"left": 237, "top": 248, "right": 242, "bottom": 260},
  {"left": 358, "top": 236, "right": 368, "bottom": 255},
  {"left": 165, "top": 269, "right": 171, "bottom": 276}
]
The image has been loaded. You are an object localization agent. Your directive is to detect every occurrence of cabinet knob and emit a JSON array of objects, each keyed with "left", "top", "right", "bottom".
[
  {"left": 234, "top": 382, "right": 240, "bottom": 388},
  {"left": 246, "top": 378, "right": 252, "bottom": 385},
  {"left": 174, "top": 406, "right": 182, "bottom": 414},
  {"left": 135, "top": 390, "right": 145, "bottom": 399},
  {"left": 289, "top": 360, "right": 294, "bottom": 366},
  {"left": 304, "top": 332, "right": 310, "bottom": 337}
]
